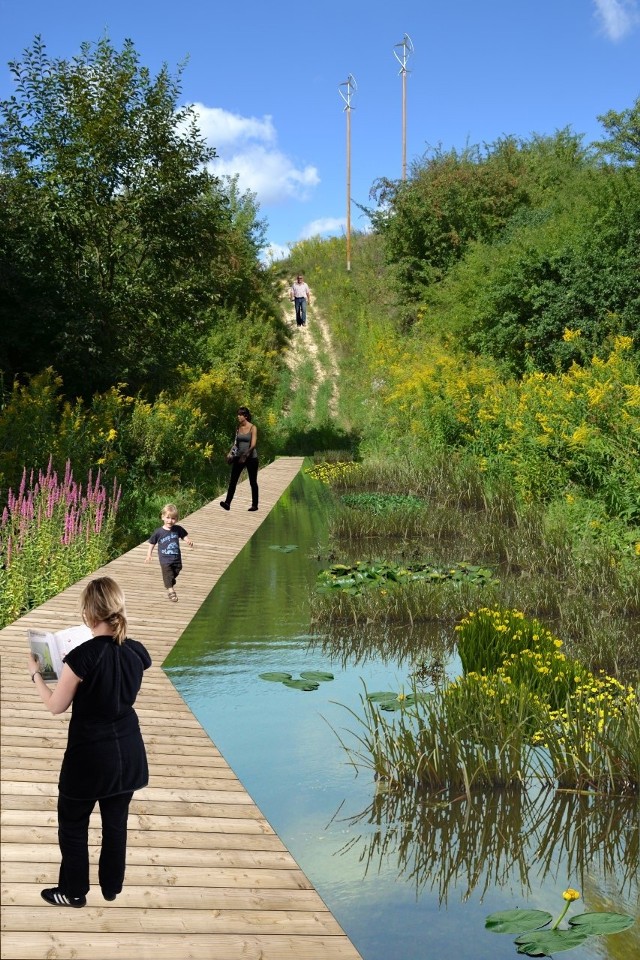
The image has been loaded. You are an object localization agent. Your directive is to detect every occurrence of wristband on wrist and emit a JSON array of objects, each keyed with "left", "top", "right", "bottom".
[{"left": 31, "top": 671, "right": 42, "bottom": 682}]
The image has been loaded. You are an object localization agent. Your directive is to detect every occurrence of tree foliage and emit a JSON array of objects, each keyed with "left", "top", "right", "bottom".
[
  {"left": 369, "top": 130, "right": 588, "bottom": 309},
  {"left": 595, "top": 94, "right": 640, "bottom": 164},
  {"left": 0, "top": 36, "right": 282, "bottom": 398}
]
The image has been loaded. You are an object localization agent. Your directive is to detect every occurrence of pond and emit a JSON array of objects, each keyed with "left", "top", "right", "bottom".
[{"left": 163, "top": 469, "right": 639, "bottom": 960}]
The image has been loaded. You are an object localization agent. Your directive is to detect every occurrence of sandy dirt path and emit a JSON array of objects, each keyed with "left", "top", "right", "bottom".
[{"left": 282, "top": 291, "right": 340, "bottom": 419}]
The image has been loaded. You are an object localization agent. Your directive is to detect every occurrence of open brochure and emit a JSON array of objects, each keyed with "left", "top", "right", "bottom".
[{"left": 28, "top": 623, "right": 92, "bottom": 681}]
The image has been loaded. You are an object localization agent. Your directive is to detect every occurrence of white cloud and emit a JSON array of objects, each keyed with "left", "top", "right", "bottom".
[
  {"left": 188, "top": 103, "right": 319, "bottom": 205},
  {"left": 213, "top": 145, "right": 319, "bottom": 204},
  {"left": 299, "top": 217, "right": 346, "bottom": 240},
  {"left": 190, "top": 103, "right": 276, "bottom": 148},
  {"left": 593, "top": 0, "right": 639, "bottom": 40}
]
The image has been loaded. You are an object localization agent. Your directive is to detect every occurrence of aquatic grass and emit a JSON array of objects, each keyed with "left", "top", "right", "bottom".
[
  {"left": 348, "top": 670, "right": 638, "bottom": 794},
  {"left": 311, "top": 575, "right": 501, "bottom": 630},
  {"left": 346, "top": 676, "right": 540, "bottom": 794},
  {"left": 339, "top": 608, "right": 639, "bottom": 794},
  {"left": 340, "top": 492, "right": 427, "bottom": 513}
]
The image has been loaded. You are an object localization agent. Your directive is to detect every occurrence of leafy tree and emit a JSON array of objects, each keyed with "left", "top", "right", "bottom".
[
  {"left": 0, "top": 36, "right": 242, "bottom": 396},
  {"left": 595, "top": 95, "right": 640, "bottom": 164},
  {"left": 425, "top": 165, "right": 640, "bottom": 374},
  {"left": 369, "top": 131, "right": 588, "bottom": 311}
]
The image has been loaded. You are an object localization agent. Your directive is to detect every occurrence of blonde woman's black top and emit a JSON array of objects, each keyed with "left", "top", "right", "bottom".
[{"left": 59, "top": 635, "right": 151, "bottom": 800}]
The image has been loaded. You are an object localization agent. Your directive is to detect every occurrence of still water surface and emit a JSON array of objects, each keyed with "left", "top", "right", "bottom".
[{"left": 164, "top": 470, "right": 638, "bottom": 960}]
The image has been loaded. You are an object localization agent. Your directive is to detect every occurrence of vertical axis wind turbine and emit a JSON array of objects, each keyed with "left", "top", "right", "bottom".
[
  {"left": 339, "top": 73, "right": 357, "bottom": 272},
  {"left": 393, "top": 34, "right": 413, "bottom": 181}
]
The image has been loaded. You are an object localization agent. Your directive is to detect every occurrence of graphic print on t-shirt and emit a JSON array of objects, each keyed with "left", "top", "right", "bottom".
[{"left": 149, "top": 525, "right": 187, "bottom": 564}]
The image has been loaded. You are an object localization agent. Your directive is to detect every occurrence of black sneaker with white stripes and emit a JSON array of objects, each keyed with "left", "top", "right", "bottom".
[{"left": 41, "top": 887, "right": 86, "bottom": 908}]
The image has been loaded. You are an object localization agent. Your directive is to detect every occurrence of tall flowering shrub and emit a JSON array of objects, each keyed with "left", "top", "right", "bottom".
[{"left": 0, "top": 459, "right": 120, "bottom": 626}]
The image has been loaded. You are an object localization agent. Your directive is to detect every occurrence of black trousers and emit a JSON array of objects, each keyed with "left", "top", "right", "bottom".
[
  {"left": 224, "top": 457, "right": 259, "bottom": 508},
  {"left": 58, "top": 791, "right": 134, "bottom": 898}
]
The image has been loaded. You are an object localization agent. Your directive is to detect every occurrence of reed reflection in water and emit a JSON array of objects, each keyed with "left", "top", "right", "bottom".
[{"left": 341, "top": 786, "right": 638, "bottom": 901}]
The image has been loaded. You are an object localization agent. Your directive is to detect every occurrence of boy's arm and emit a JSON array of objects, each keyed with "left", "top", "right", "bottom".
[
  {"left": 145, "top": 542, "right": 155, "bottom": 564},
  {"left": 180, "top": 527, "right": 195, "bottom": 549}
]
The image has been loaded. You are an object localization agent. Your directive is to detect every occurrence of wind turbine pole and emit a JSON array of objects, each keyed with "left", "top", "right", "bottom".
[
  {"left": 339, "top": 74, "right": 357, "bottom": 272},
  {"left": 394, "top": 34, "right": 413, "bottom": 181}
]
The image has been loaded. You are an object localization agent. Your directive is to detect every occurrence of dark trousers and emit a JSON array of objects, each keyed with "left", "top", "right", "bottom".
[
  {"left": 224, "top": 457, "right": 259, "bottom": 508},
  {"left": 58, "top": 791, "right": 133, "bottom": 898},
  {"left": 161, "top": 559, "right": 182, "bottom": 588},
  {"left": 294, "top": 297, "right": 307, "bottom": 325}
]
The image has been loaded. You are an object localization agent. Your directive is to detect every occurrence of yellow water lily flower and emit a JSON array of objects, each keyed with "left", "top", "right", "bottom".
[{"left": 562, "top": 888, "right": 580, "bottom": 902}]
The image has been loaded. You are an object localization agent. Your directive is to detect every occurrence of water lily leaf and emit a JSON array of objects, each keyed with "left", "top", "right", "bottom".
[
  {"left": 568, "top": 912, "right": 635, "bottom": 935},
  {"left": 268, "top": 544, "right": 298, "bottom": 552},
  {"left": 300, "top": 671, "right": 334, "bottom": 682},
  {"left": 486, "top": 909, "right": 552, "bottom": 933},
  {"left": 366, "top": 691, "right": 400, "bottom": 703},
  {"left": 259, "top": 672, "right": 293, "bottom": 682},
  {"left": 282, "top": 678, "right": 319, "bottom": 691},
  {"left": 514, "top": 928, "right": 589, "bottom": 956}
]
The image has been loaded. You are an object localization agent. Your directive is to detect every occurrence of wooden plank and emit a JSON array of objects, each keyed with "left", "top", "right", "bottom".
[
  {"left": 0, "top": 458, "right": 365, "bottom": 960},
  {"left": 0, "top": 932, "right": 362, "bottom": 960}
]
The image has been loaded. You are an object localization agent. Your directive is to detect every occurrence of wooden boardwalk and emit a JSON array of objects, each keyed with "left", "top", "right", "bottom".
[{"left": 1, "top": 458, "right": 364, "bottom": 960}]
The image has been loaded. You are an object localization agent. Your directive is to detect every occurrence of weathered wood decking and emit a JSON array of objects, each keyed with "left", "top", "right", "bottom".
[{"left": 1, "top": 458, "right": 364, "bottom": 960}]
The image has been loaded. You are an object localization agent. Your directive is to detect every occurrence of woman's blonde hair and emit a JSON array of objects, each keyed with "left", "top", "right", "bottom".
[{"left": 80, "top": 576, "right": 127, "bottom": 644}]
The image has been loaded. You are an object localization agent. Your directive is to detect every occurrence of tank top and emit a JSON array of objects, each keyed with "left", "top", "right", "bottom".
[{"left": 236, "top": 429, "right": 257, "bottom": 459}]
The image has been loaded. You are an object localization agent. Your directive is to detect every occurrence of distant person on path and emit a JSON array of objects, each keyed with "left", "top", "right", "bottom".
[
  {"left": 220, "top": 406, "right": 259, "bottom": 512},
  {"left": 289, "top": 273, "right": 311, "bottom": 326},
  {"left": 27, "top": 576, "right": 151, "bottom": 908},
  {"left": 145, "top": 503, "right": 194, "bottom": 602}
]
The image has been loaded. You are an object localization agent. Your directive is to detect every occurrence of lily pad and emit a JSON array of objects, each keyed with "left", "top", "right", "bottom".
[
  {"left": 514, "top": 928, "right": 589, "bottom": 956},
  {"left": 366, "top": 691, "right": 400, "bottom": 703},
  {"left": 300, "top": 670, "right": 334, "bottom": 682},
  {"left": 269, "top": 544, "right": 298, "bottom": 553},
  {"left": 282, "top": 678, "right": 320, "bottom": 691},
  {"left": 259, "top": 672, "right": 293, "bottom": 682},
  {"left": 568, "top": 912, "right": 635, "bottom": 936},
  {"left": 485, "top": 909, "right": 552, "bottom": 934}
]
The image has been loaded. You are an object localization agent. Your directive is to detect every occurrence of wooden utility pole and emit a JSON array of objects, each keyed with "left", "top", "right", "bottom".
[
  {"left": 339, "top": 74, "right": 356, "bottom": 272},
  {"left": 394, "top": 34, "right": 413, "bottom": 181}
]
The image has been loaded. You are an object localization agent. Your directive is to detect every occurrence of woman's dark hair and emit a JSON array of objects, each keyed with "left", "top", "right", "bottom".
[{"left": 237, "top": 406, "right": 252, "bottom": 421}]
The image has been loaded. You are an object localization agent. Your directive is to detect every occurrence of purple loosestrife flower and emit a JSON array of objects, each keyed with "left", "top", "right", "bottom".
[{"left": 94, "top": 505, "right": 105, "bottom": 534}]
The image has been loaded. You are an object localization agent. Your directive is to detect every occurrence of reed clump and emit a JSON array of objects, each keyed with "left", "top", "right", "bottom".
[{"left": 343, "top": 609, "right": 639, "bottom": 795}]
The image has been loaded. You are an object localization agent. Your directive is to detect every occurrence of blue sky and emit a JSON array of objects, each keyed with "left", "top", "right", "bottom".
[{"left": 1, "top": 1, "right": 639, "bottom": 260}]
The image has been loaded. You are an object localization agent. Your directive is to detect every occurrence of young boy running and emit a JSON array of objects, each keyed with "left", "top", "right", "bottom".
[{"left": 145, "top": 504, "right": 194, "bottom": 602}]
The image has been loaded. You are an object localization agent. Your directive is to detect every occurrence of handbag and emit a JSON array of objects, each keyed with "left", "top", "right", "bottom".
[{"left": 226, "top": 443, "right": 239, "bottom": 464}]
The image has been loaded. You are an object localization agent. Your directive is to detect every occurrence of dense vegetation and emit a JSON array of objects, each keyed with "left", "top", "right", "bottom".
[
  {"left": 0, "top": 36, "right": 287, "bottom": 561},
  {"left": 2, "top": 30, "right": 640, "bottom": 707}
]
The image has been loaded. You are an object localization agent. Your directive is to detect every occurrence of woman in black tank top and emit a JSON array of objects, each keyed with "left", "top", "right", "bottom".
[{"left": 220, "top": 405, "right": 259, "bottom": 511}]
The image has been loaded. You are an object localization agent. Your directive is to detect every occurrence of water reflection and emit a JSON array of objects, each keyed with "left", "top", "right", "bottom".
[
  {"left": 341, "top": 783, "right": 639, "bottom": 907},
  {"left": 165, "top": 468, "right": 639, "bottom": 960},
  {"left": 311, "top": 621, "right": 455, "bottom": 677}
]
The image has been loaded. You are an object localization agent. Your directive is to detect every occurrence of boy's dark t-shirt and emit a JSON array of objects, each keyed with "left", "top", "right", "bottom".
[{"left": 148, "top": 525, "right": 188, "bottom": 564}]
